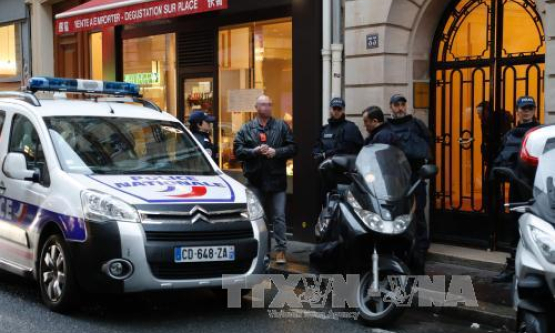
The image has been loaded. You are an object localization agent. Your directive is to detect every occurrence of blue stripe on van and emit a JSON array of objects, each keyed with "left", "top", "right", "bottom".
[{"left": 0, "top": 196, "right": 87, "bottom": 243}]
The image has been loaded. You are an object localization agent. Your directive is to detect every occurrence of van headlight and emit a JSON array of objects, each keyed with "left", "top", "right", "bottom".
[
  {"left": 529, "top": 226, "right": 555, "bottom": 264},
  {"left": 81, "top": 190, "right": 140, "bottom": 223},
  {"left": 345, "top": 190, "right": 411, "bottom": 235},
  {"left": 242, "top": 190, "right": 264, "bottom": 221}
]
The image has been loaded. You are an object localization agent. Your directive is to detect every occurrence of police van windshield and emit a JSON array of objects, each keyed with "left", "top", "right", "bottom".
[{"left": 44, "top": 117, "right": 216, "bottom": 175}]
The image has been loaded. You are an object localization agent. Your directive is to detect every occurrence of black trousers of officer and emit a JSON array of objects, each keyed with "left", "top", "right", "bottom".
[
  {"left": 491, "top": 180, "right": 524, "bottom": 268},
  {"left": 411, "top": 175, "right": 429, "bottom": 274}
]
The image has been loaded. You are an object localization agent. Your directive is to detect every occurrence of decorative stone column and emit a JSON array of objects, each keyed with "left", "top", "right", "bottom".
[{"left": 29, "top": 0, "right": 55, "bottom": 77}]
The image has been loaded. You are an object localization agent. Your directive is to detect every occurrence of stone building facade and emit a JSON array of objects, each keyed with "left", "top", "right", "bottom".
[{"left": 343, "top": 0, "right": 555, "bottom": 247}]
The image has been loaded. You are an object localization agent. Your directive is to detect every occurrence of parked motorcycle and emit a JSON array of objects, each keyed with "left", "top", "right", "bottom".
[
  {"left": 312, "top": 144, "right": 437, "bottom": 326},
  {"left": 495, "top": 139, "right": 555, "bottom": 333}
]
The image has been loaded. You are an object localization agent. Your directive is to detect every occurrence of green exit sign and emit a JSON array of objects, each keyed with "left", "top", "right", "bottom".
[{"left": 124, "top": 72, "right": 160, "bottom": 85}]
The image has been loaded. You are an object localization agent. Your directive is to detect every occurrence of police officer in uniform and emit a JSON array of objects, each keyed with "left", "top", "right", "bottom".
[
  {"left": 313, "top": 97, "right": 364, "bottom": 161},
  {"left": 189, "top": 111, "right": 217, "bottom": 161},
  {"left": 387, "top": 94, "right": 433, "bottom": 275},
  {"left": 492, "top": 96, "right": 540, "bottom": 283},
  {"left": 313, "top": 97, "right": 364, "bottom": 208}
]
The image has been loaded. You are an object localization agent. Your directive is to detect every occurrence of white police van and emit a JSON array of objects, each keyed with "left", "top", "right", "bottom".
[{"left": 0, "top": 77, "right": 268, "bottom": 312}]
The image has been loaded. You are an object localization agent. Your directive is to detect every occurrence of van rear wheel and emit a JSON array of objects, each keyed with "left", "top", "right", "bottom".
[{"left": 39, "top": 234, "right": 79, "bottom": 313}]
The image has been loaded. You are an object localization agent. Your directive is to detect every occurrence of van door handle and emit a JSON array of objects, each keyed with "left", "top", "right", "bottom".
[{"left": 0, "top": 182, "right": 6, "bottom": 195}]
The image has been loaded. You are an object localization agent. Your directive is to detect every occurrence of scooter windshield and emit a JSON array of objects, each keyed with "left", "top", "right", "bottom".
[
  {"left": 355, "top": 144, "right": 412, "bottom": 201},
  {"left": 532, "top": 144, "right": 555, "bottom": 224},
  {"left": 534, "top": 144, "right": 555, "bottom": 194}
]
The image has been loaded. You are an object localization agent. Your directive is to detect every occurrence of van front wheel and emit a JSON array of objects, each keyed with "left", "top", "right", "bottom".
[{"left": 39, "top": 234, "right": 79, "bottom": 313}]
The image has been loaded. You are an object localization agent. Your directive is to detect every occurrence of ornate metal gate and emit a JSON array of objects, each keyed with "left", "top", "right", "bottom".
[{"left": 430, "top": 0, "right": 545, "bottom": 248}]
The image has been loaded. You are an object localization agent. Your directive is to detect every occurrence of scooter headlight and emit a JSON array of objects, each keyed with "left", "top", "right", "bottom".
[
  {"left": 359, "top": 210, "right": 384, "bottom": 232},
  {"left": 529, "top": 226, "right": 555, "bottom": 264},
  {"left": 346, "top": 191, "right": 411, "bottom": 235},
  {"left": 393, "top": 214, "right": 412, "bottom": 234}
]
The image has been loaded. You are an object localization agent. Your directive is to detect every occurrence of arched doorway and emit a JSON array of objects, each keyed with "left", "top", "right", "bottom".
[{"left": 430, "top": 0, "right": 545, "bottom": 248}]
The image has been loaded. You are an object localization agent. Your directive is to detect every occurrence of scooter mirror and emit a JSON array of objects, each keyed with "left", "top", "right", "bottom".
[
  {"left": 492, "top": 167, "right": 517, "bottom": 182},
  {"left": 493, "top": 167, "right": 533, "bottom": 193},
  {"left": 318, "top": 158, "right": 334, "bottom": 173},
  {"left": 331, "top": 155, "right": 357, "bottom": 173},
  {"left": 418, "top": 164, "right": 438, "bottom": 180},
  {"left": 406, "top": 165, "right": 438, "bottom": 198}
]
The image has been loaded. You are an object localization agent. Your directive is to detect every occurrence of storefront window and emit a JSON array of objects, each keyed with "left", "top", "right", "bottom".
[
  {"left": 218, "top": 19, "right": 293, "bottom": 178},
  {"left": 123, "top": 34, "right": 177, "bottom": 116},
  {"left": 184, "top": 77, "right": 214, "bottom": 118},
  {"left": 0, "top": 23, "right": 21, "bottom": 91},
  {"left": 90, "top": 32, "right": 103, "bottom": 80}
]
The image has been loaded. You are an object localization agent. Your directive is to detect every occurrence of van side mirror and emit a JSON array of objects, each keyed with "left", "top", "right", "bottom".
[
  {"left": 418, "top": 164, "right": 438, "bottom": 180},
  {"left": 3, "top": 152, "right": 38, "bottom": 182}
]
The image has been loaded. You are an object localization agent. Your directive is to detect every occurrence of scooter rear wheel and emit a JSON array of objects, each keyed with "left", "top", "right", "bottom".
[{"left": 356, "top": 269, "right": 407, "bottom": 327}]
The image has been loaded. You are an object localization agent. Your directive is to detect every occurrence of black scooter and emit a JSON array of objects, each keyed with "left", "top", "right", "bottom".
[{"left": 312, "top": 144, "right": 437, "bottom": 326}]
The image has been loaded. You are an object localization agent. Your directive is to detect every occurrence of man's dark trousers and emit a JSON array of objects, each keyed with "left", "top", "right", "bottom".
[{"left": 250, "top": 187, "right": 287, "bottom": 252}]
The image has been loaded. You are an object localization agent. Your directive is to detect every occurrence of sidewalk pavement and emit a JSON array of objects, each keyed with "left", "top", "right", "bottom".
[{"left": 268, "top": 241, "right": 515, "bottom": 330}]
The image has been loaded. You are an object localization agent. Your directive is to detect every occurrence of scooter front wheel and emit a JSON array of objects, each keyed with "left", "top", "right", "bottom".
[{"left": 356, "top": 269, "right": 408, "bottom": 327}]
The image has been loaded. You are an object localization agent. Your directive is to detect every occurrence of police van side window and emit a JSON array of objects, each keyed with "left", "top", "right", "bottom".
[{"left": 8, "top": 114, "right": 50, "bottom": 186}]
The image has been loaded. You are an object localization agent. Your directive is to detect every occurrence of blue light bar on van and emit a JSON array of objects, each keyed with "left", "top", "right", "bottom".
[{"left": 27, "top": 77, "right": 140, "bottom": 97}]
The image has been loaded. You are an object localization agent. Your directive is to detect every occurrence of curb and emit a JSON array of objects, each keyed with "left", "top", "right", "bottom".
[
  {"left": 425, "top": 301, "right": 515, "bottom": 331},
  {"left": 427, "top": 252, "right": 506, "bottom": 272},
  {"left": 268, "top": 262, "right": 516, "bottom": 330}
]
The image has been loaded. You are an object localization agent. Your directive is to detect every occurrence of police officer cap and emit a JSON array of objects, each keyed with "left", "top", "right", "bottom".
[
  {"left": 330, "top": 97, "right": 346, "bottom": 109},
  {"left": 189, "top": 111, "right": 216, "bottom": 123},
  {"left": 516, "top": 96, "right": 536, "bottom": 109},
  {"left": 390, "top": 94, "right": 407, "bottom": 104}
]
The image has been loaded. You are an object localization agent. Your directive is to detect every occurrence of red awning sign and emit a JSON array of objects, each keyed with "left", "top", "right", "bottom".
[{"left": 55, "top": 0, "right": 228, "bottom": 34}]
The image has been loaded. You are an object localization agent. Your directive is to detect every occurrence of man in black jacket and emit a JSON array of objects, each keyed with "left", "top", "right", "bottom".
[
  {"left": 362, "top": 106, "right": 398, "bottom": 146},
  {"left": 492, "top": 96, "right": 540, "bottom": 283},
  {"left": 387, "top": 94, "right": 433, "bottom": 275},
  {"left": 233, "top": 95, "right": 297, "bottom": 264}
]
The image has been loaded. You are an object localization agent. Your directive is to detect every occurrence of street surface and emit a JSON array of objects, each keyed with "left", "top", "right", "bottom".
[{"left": 0, "top": 271, "right": 510, "bottom": 333}]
